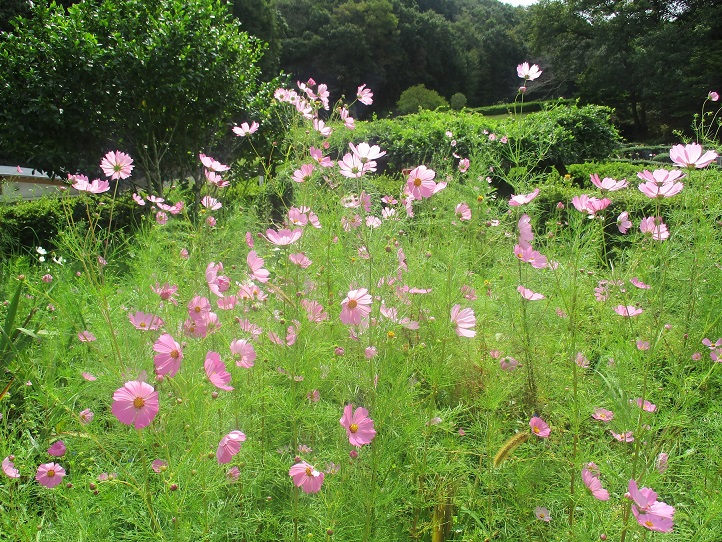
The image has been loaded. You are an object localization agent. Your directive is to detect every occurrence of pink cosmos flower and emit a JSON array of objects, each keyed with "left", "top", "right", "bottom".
[
  {"left": 41, "top": 274, "right": 53, "bottom": 283},
  {"left": 301, "top": 299, "right": 329, "bottom": 322},
  {"left": 233, "top": 121, "right": 259, "bottom": 136},
  {"left": 450, "top": 304, "right": 476, "bottom": 337},
  {"left": 630, "top": 277, "right": 650, "bottom": 289},
  {"left": 637, "top": 340, "right": 650, "bottom": 350},
  {"left": 590, "top": 173, "right": 627, "bottom": 191},
  {"left": 592, "top": 408, "right": 614, "bottom": 422},
  {"left": 36, "top": 462, "right": 66, "bottom": 488},
  {"left": 132, "top": 193, "right": 146, "bottom": 205},
  {"left": 226, "top": 466, "right": 241, "bottom": 481},
  {"left": 265, "top": 228, "right": 302, "bottom": 246},
  {"left": 514, "top": 244, "right": 548, "bottom": 269},
  {"left": 313, "top": 118, "right": 332, "bottom": 137},
  {"left": 616, "top": 211, "right": 632, "bottom": 234},
  {"left": 151, "top": 282, "right": 178, "bottom": 305},
  {"left": 357, "top": 84, "right": 373, "bottom": 105},
  {"left": 611, "top": 430, "right": 634, "bottom": 442},
  {"left": 656, "top": 452, "right": 669, "bottom": 474},
  {"left": 100, "top": 150, "right": 134, "bottom": 180},
  {"left": 216, "top": 430, "right": 247, "bottom": 464},
  {"left": 518, "top": 214, "right": 533, "bottom": 247},
  {"left": 128, "top": 311, "right": 164, "bottom": 331},
  {"left": 78, "top": 330, "right": 96, "bottom": 342},
  {"left": 518, "top": 285, "right": 544, "bottom": 300},
  {"left": 582, "top": 468, "right": 610, "bottom": 500},
  {"left": 309, "top": 146, "right": 334, "bottom": 168},
  {"left": 155, "top": 211, "right": 168, "bottom": 225},
  {"left": 206, "top": 261, "right": 230, "bottom": 297},
  {"left": 82, "top": 372, "right": 97, "bottom": 381},
  {"left": 634, "top": 398, "right": 657, "bottom": 412},
  {"left": 201, "top": 196, "right": 222, "bottom": 211},
  {"left": 709, "top": 91, "right": 720, "bottom": 101},
  {"left": 2, "top": 457, "right": 20, "bottom": 478},
  {"left": 639, "top": 217, "right": 669, "bottom": 240},
  {"left": 151, "top": 459, "right": 167, "bottom": 473},
  {"left": 455, "top": 202, "right": 471, "bottom": 221},
  {"left": 247, "top": 251, "right": 269, "bottom": 283},
  {"left": 79, "top": 408, "right": 94, "bottom": 424},
  {"left": 509, "top": 188, "right": 540, "bottom": 206},
  {"left": 614, "top": 305, "right": 643, "bottom": 317},
  {"left": 638, "top": 177, "right": 684, "bottom": 199},
  {"left": 571, "top": 194, "right": 611, "bottom": 216},
  {"left": 349, "top": 142, "right": 385, "bottom": 170},
  {"left": 111, "top": 380, "right": 159, "bottom": 429},
  {"left": 205, "top": 170, "right": 229, "bottom": 188},
  {"left": 340, "top": 404, "right": 377, "bottom": 447},
  {"left": 458, "top": 158, "right": 470, "bottom": 173},
  {"left": 230, "top": 338, "right": 256, "bottom": 368},
  {"left": 292, "top": 163, "right": 315, "bottom": 183},
  {"left": 517, "top": 62, "right": 542, "bottom": 81},
  {"left": 199, "top": 153, "right": 230, "bottom": 173},
  {"left": 153, "top": 333, "right": 183, "bottom": 377},
  {"left": 628, "top": 479, "right": 675, "bottom": 532},
  {"left": 340, "top": 106, "right": 355, "bottom": 129},
  {"left": 289, "top": 460, "right": 324, "bottom": 493},
  {"left": 340, "top": 288, "right": 372, "bottom": 325},
  {"left": 637, "top": 168, "right": 685, "bottom": 184},
  {"left": 70, "top": 175, "right": 110, "bottom": 194},
  {"left": 338, "top": 153, "right": 365, "bottom": 178},
  {"left": 205, "top": 351, "right": 234, "bottom": 391},
  {"left": 405, "top": 165, "right": 437, "bottom": 200},
  {"left": 534, "top": 506, "right": 551, "bottom": 522},
  {"left": 48, "top": 441, "right": 66, "bottom": 457},
  {"left": 188, "top": 295, "right": 211, "bottom": 320},
  {"left": 500, "top": 356, "right": 520, "bottom": 371},
  {"left": 669, "top": 143, "right": 718, "bottom": 169},
  {"left": 289, "top": 253, "right": 312, "bottom": 268},
  {"left": 530, "top": 416, "right": 551, "bottom": 438}
]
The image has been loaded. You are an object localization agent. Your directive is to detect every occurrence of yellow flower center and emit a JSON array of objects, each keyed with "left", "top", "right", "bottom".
[
  {"left": 387, "top": 331, "right": 396, "bottom": 339},
  {"left": 139, "top": 322, "right": 147, "bottom": 328},
  {"left": 133, "top": 397, "right": 146, "bottom": 409},
  {"left": 305, "top": 467, "right": 313, "bottom": 476},
  {"left": 413, "top": 177, "right": 422, "bottom": 187},
  {"left": 533, "top": 427, "right": 540, "bottom": 434},
  {"left": 347, "top": 299, "right": 358, "bottom": 309},
  {"left": 349, "top": 423, "right": 359, "bottom": 433},
  {"left": 47, "top": 469, "right": 56, "bottom": 478}
]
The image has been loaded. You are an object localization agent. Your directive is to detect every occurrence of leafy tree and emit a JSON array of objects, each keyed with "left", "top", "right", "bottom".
[
  {"left": 0, "top": 0, "right": 276, "bottom": 195},
  {"left": 396, "top": 84, "right": 449, "bottom": 114}
]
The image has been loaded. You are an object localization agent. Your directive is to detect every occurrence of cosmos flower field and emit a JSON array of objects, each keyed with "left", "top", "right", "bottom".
[{"left": 1, "top": 70, "right": 722, "bottom": 541}]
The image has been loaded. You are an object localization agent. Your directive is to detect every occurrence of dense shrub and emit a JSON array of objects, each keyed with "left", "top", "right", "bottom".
[
  {"left": 450, "top": 92, "right": 467, "bottom": 111},
  {"left": 395, "top": 84, "right": 449, "bottom": 115}
]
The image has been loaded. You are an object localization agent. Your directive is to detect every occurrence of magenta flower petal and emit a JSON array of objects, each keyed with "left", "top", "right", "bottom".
[
  {"left": 216, "top": 430, "right": 246, "bottom": 464},
  {"left": 111, "top": 380, "right": 159, "bottom": 429},
  {"left": 340, "top": 404, "right": 377, "bottom": 447}
]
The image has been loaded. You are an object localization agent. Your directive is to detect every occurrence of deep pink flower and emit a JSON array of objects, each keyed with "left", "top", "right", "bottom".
[
  {"left": 100, "top": 150, "right": 134, "bottom": 180},
  {"left": 518, "top": 285, "right": 544, "bottom": 300},
  {"left": 340, "top": 404, "right": 377, "bottom": 447},
  {"left": 216, "top": 430, "right": 247, "bottom": 464},
  {"left": 582, "top": 468, "right": 610, "bottom": 500},
  {"left": 151, "top": 282, "right": 178, "bottom": 305},
  {"left": 639, "top": 217, "right": 669, "bottom": 240},
  {"left": 628, "top": 479, "right": 675, "bottom": 532},
  {"left": 233, "top": 121, "right": 259, "bottom": 137},
  {"left": 509, "top": 188, "right": 540, "bottom": 206},
  {"left": 405, "top": 165, "right": 437, "bottom": 200},
  {"left": 111, "top": 380, "right": 159, "bottom": 429},
  {"left": 669, "top": 143, "right": 718, "bottom": 169},
  {"left": 2, "top": 457, "right": 20, "bottom": 478},
  {"left": 47, "top": 441, "right": 66, "bottom": 457},
  {"left": 265, "top": 228, "right": 302, "bottom": 246},
  {"left": 529, "top": 416, "right": 550, "bottom": 438},
  {"left": 517, "top": 62, "right": 542, "bottom": 81},
  {"left": 35, "top": 462, "right": 66, "bottom": 488},
  {"left": 450, "top": 304, "right": 476, "bottom": 337},
  {"left": 128, "top": 311, "right": 164, "bottom": 331},
  {"left": 614, "top": 305, "right": 643, "bottom": 317},
  {"left": 289, "top": 460, "right": 324, "bottom": 493},
  {"left": 590, "top": 173, "right": 627, "bottom": 191},
  {"left": 153, "top": 333, "right": 183, "bottom": 377},
  {"left": 514, "top": 244, "right": 548, "bottom": 269},
  {"left": 205, "top": 351, "right": 234, "bottom": 391},
  {"left": 356, "top": 84, "right": 373, "bottom": 105},
  {"left": 592, "top": 408, "right": 614, "bottom": 422},
  {"left": 340, "top": 288, "right": 372, "bottom": 325},
  {"left": 230, "top": 339, "right": 256, "bottom": 368}
]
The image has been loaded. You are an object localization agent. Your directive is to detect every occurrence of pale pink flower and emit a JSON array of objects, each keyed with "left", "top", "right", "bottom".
[
  {"left": 670, "top": 142, "right": 718, "bottom": 169},
  {"left": 78, "top": 330, "right": 96, "bottom": 342},
  {"left": 365, "top": 346, "right": 378, "bottom": 359},
  {"left": 226, "top": 466, "right": 241, "bottom": 481},
  {"left": 35, "top": 462, "right": 66, "bottom": 488},
  {"left": 628, "top": 479, "right": 675, "bottom": 532},
  {"left": 636, "top": 340, "right": 650, "bottom": 350},
  {"left": 188, "top": 295, "right": 211, "bottom": 320},
  {"left": 450, "top": 304, "right": 476, "bottom": 337},
  {"left": 47, "top": 440, "right": 66, "bottom": 457},
  {"left": 70, "top": 175, "right": 110, "bottom": 194},
  {"left": 405, "top": 165, "right": 437, "bottom": 200},
  {"left": 340, "top": 288, "right": 372, "bottom": 325},
  {"left": 216, "top": 430, "right": 246, "bottom": 464},
  {"left": 151, "top": 282, "right": 178, "bottom": 305},
  {"left": 128, "top": 311, "right": 164, "bottom": 331},
  {"left": 313, "top": 118, "right": 332, "bottom": 137},
  {"left": 458, "top": 158, "right": 470, "bottom": 173},
  {"left": 301, "top": 299, "right": 328, "bottom": 322},
  {"left": 247, "top": 251, "right": 269, "bottom": 283},
  {"left": 349, "top": 142, "right": 385, "bottom": 170},
  {"left": 709, "top": 91, "right": 720, "bottom": 101},
  {"left": 233, "top": 121, "right": 259, "bottom": 136},
  {"left": 338, "top": 153, "right": 365, "bottom": 178},
  {"left": 518, "top": 214, "right": 533, "bottom": 247},
  {"left": 614, "top": 305, "right": 643, "bottom": 317},
  {"left": 289, "top": 253, "right": 312, "bottom": 268},
  {"left": 133, "top": 193, "right": 146, "bottom": 205},
  {"left": 634, "top": 398, "right": 657, "bottom": 412},
  {"left": 199, "top": 153, "right": 230, "bottom": 173},
  {"left": 309, "top": 146, "right": 334, "bottom": 168},
  {"left": 79, "top": 408, "right": 94, "bottom": 425},
  {"left": 517, "top": 62, "right": 542, "bottom": 81},
  {"left": 639, "top": 217, "right": 669, "bottom": 240},
  {"left": 582, "top": 468, "right": 610, "bottom": 500},
  {"left": 180, "top": 248, "right": 190, "bottom": 259},
  {"left": 82, "top": 372, "right": 97, "bottom": 381},
  {"left": 230, "top": 339, "right": 256, "bottom": 368},
  {"left": 153, "top": 333, "right": 183, "bottom": 377},
  {"left": 575, "top": 352, "right": 589, "bottom": 368},
  {"left": 340, "top": 106, "right": 355, "bottom": 129},
  {"left": 289, "top": 460, "right": 324, "bottom": 493},
  {"left": 656, "top": 452, "right": 669, "bottom": 473},
  {"left": 100, "top": 150, "right": 134, "bottom": 180},
  {"left": 357, "top": 84, "right": 373, "bottom": 105},
  {"left": 630, "top": 277, "right": 650, "bottom": 289},
  {"left": 514, "top": 244, "right": 548, "bottom": 269},
  {"left": 534, "top": 506, "right": 551, "bottom": 522},
  {"left": 265, "top": 228, "right": 302, "bottom": 246},
  {"left": 155, "top": 211, "right": 168, "bottom": 225},
  {"left": 205, "top": 170, "right": 229, "bottom": 188},
  {"left": 638, "top": 178, "right": 684, "bottom": 198},
  {"left": 592, "top": 408, "right": 614, "bottom": 422},
  {"left": 530, "top": 416, "right": 550, "bottom": 438},
  {"left": 2, "top": 457, "right": 20, "bottom": 478},
  {"left": 590, "top": 173, "right": 627, "bottom": 191},
  {"left": 151, "top": 459, "right": 167, "bottom": 473},
  {"left": 500, "top": 356, "right": 520, "bottom": 371},
  {"left": 205, "top": 351, "right": 234, "bottom": 391},
  {"left": 292, "top": 163, "right": 315, "bottom": 183},
  {"left": 518, "top": 285, "right": 544, "bottom": 300},
  {"left": 611, "top": 430, "right": 634, "bottom": 442},
  {"left": 217, "top": 296, "right": 237, "bottom": 310},
  {"left": 455, "top": 202, "right": 471, "bottom": 221},
  {"left": 340, "top": 404, "right": 377, "bottom": 447},
  {"left": 111, "top": 380, "right": 159, "bottom": 429},
  {"left": 509, "top": 188, "right": 540, "bottom": 206},
  {"left": 571, "top": 194, "right": 611, "bottom": 216},
  {"left": 201, "top": 196, "right": 222, "bottom": 211}
]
